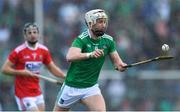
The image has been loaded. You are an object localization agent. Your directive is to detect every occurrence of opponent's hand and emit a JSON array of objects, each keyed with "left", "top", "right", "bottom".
[{"left": 91, "top": 49, "right": 104, "bottom": 58}]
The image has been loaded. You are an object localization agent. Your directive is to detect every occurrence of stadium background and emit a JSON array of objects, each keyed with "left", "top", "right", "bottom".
[{"left": 0, "top": 0, "right": 179, "bottom": 111}]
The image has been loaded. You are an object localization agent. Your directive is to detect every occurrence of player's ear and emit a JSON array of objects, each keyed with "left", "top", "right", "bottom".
[
  {"left": 23, "top": 32, "right": 27, "bottom": 39},
  {"left": 85, "top": 20, "right": 93, "bottom": 29}
]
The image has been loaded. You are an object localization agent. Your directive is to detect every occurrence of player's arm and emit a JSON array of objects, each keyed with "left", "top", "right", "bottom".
[
  {"left": 109, "top": 51, "right": 127, "bottom": 72},
  {"left": 66, "top": 36, "right": 104, "bottom": 62},
  {"left": 66, "top": 47, "right": 89, "bottom": 62},
  {"left": 1, "top": 59, "right": 34, "bottom": 76},
  {"left": 66, "top": 47, "right": 104, "bottom": 62},
  {"left": 46, "top": 61, "right": 65, "bottom": 79}
]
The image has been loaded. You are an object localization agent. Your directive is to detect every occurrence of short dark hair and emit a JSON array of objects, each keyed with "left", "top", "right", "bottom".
[{"left": 23, "top": 23, "right": 39, "bottom": 34}]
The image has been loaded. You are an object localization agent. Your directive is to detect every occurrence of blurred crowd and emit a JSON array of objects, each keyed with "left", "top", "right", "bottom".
[{"left": 0, "top": 0, "right": 179, "bottom": 111}]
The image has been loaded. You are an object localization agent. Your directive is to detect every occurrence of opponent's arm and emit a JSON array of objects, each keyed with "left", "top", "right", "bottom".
[
  {"left": 1, "top": 59, "right": 34, "bottom": 76},
  {"left": 46, "top": 61, "right": 65, "bottom": 79},
  {"left": 66, "top": 47, "right": 104, "bottom": 62},
  {"left": 109, "top": 51, "right": 127, "bottom": 72}
]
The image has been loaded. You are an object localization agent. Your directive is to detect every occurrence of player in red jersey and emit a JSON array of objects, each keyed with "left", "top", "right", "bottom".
[{"left": 1, "top": 23, "right": 65, "bottom": 111}]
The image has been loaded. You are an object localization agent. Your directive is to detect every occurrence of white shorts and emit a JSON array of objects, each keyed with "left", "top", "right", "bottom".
[
  {"left": 15, "top": 94, "right": 44, "bottom": 111},
  {"left": 56, "top": 83, "right": 101, "bottom": 108}
]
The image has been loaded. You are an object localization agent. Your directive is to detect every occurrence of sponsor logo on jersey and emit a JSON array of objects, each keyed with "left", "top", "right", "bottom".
[{"left": 25, "top": 61, "right": 42, "bottom": 73}]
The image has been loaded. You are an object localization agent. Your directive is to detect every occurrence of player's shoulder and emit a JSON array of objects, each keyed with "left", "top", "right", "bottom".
[
  {"left": 37, "top": 43, "right": 49, "bottom": 51},
  {"left": 102, "top": 34, "right": 114, "bottom": 41},
  {"left": 14, "top": 43, "right": 26, "bottom": 53},
  {"left": 77, "top": 30, "right": 89, "bottom": 40},
  {"left": 14, "top": 43, "right": 49, "bottom": 52}
]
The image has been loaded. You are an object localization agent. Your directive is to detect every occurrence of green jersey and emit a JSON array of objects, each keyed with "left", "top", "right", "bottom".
[{"left": 65, "top": 30, "right": 116, "bottom": 88}]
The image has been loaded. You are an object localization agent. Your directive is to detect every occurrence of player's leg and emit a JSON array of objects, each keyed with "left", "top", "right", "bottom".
[
  {"left": 15, "top": 96, "right": 39, "bottom": 111},
  {"left": 37, "top": 103, "right": 45, "bottom": 111},
  {"left": 36, "top": 94, "right": 45, "bottom": 111},
  {"left": 80, "top": 84, "right": 106, "bottom": 111},
  {"left": 81, "top": 94, "right": 106, "bottom": 111},
  {"left": 53, "top": 84, "right": 81, "bottom": 111},
  {"left": 53, "top": 103, "right": 69, "bottom": 111},
  {"left": 15, "top": 96, "right": 26, "bottom": 111},
  {"left": 53, "top": 84, "right": 70, "bottom": 111}
]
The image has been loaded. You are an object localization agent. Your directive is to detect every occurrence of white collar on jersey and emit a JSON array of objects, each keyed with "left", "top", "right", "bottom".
[{"left": 25, "top": 41, "right": 39, "bottom": 50}]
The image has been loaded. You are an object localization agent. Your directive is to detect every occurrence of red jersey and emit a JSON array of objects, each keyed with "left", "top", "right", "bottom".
[{"left": 8, "top": 42, "right": 52, "bottom": 98}]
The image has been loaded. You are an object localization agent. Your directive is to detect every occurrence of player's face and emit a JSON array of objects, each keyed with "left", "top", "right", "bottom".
[
  {"left": 91, "top": 18, "right": 107, "bottom": 37},
  {"left": 24, "top": 27, "right": 39, "bottom": 45}
]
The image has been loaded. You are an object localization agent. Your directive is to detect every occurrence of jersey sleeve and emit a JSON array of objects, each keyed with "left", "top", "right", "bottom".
[
  {"left": 71, "top": 37, "right": 84, "bottom": 49},
  {"left": 109, "top": 40, "right": 116, "bottom": 53},
  {"left": 8, "top": 50, "right": 18, "bottom": 64},
  {"left": 43, "top": 50, "right": 52, "bottom": 65}
]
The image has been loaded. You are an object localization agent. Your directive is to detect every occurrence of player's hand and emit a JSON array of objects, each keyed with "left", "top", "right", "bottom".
[
  {"left": 21, "top": 69, "right": 35, "bottom": 77},
  {"left": 91, "top": 49, "right": 104, "bottom": 58},
  {"left": 116, "top": 62, "right": 127, "bottom": 72}
]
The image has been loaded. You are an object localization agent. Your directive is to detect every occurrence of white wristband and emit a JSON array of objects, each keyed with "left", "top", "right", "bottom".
[{"left": 86, "top": 52, "right": 93, "bottom": 58}]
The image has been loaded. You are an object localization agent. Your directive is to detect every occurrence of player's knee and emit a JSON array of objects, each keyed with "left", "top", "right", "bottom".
[{"left": 53, "top": 104, "right": 69, "bottom": 112}]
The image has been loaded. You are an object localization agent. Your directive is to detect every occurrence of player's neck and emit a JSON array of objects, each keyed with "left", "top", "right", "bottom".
[
  {"left": 88, "top": 29, "right": 100, "bottom": 40},
  {"left": 28, "top": 43, "right": 36, "bottom": 48},
  {"left": 25, "top": 41, "right": 38, "bottom": 50}
]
